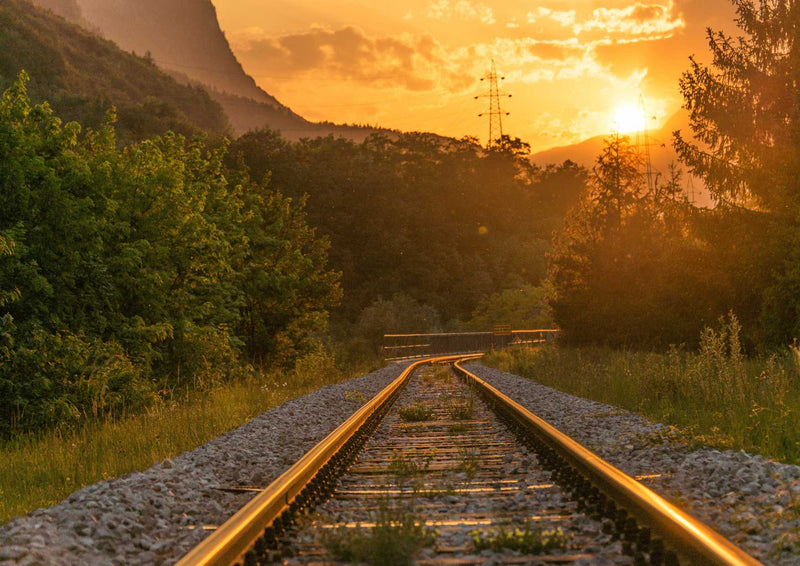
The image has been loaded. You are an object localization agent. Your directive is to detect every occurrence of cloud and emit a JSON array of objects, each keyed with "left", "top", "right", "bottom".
[
  {"left": 427, "top": 0, "right": 496, "bottom": 25},
  {"left": 575, "top": 2, "right": 685, "bottom": 35},
  {"left": 527, "top": 7, "right": 577, "bottom": 28},
  {"left": 526, "top": 1, "right": 684, "bottom": 37},
  {"left": 230, "top": 19, "right": 665, "bottom": 99},
  {"left": 231, "top": 26, "right": 447, "bottom": 91}
]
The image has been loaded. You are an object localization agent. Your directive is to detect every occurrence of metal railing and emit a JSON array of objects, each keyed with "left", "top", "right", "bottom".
[{"left": 382, "top": 328, "right": 559, "bottom": 361}]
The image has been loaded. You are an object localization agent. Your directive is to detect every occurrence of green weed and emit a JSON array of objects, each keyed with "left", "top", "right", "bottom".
[
  {"left": 398, "top": 403, "right": 435, "bottom": 422},
  {"left": 388, "top": 451, "right": 433, "bottom": 478},
  {"left": 447, "top": 395, "right": 475, "bottom": 420},
  {"left": 471, "top": 524, "right": 567, "bottom": 554},
  {"left": 345, "top": 389, "right": 368, "bottom": 404},
  {"left": 421, "top": 366, "right": 451, "bottom": 385},
  {"left": 323, "top": 506, "right": 437, "bottom": 565},
  {"left": 457, "top": 447, "right": 481, "bottom": 480}
]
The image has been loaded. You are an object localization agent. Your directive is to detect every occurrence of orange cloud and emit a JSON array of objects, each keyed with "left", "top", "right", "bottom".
[
  {"left": 575, "top": 2, "right": 685, "bottom": 35},
  {"left": 527, "top": 7, "right": 577, "bottom": 28},
  {"left": 231, "top": 26, "right": 446, "bottom": 91},
  {"left": 427, "top": 0, "right": 495, "bottom": 25},
  {"left": 526, "top": 1, "right": 684, "bottom": 38}
]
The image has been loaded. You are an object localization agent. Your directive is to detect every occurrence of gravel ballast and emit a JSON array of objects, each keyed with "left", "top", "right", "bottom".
[
  {"left": 0, "top": 364, "right": 408, "bottom": 565},
  {"left": 1, "top": 360, "right": 798, "bottom": 564},
  {"left": 466, "top": 364, "right": 800, "bottom": 565}
]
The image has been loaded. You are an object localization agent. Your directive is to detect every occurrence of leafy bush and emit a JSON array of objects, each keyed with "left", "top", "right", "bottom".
[
  {"left": 0, "top": 74, "right": 340, "bottom": 435},
  {"left": 0, "top": 329, "right": 156, "bottom": 434}
]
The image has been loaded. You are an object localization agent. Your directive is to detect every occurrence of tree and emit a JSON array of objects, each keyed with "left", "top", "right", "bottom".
[
  {"left": 674, "top": 0, "right": 800, "bottom": 345},
  {"left": 674, "top": 0, "right": 800, "bottom": 210},
  {"left": 0, "top": 74, "right": 342, "bottom": 434},
  {"left": 547, "top": 135, "right": 728, "bottom": 347}
]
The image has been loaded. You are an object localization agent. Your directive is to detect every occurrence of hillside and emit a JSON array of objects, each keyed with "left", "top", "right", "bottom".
[
  {"left": 531, "top": 109, "right": 712, "bottom": 205},
  {"left": 531, "top": 110, "right": 689, "bottom": 167},
  {"left": 3, "top": 0, "right": 229, "bottom": 141},
  {"left": 29, "top": 0, "right": 388, "bottom": 139}
]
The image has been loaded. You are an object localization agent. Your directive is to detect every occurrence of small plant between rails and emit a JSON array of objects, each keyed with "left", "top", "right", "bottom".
[
  {"left": 471, "top": 523, "right": 568, "bottom": 554},
  {"left": 398, "top": 402, "right": 435, "bottom": 422},
  {"left": 322, "top": 506, "right": 437, "bottom": 566}
]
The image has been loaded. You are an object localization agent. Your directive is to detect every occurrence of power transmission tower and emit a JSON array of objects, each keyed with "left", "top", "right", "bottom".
[
  {"left": 635, "top": 93, "right": 656, "bottom": 195},
  {"left": 475, "top": 60, "right": 511, "bottom": 149},
  {"left": 687, "top": 174, "right": 696, "bottom": 205}
]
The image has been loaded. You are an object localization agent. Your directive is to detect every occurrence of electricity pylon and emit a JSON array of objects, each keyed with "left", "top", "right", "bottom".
[
  {"left": 635, "top": 93, "right": 656, "bottom": 195},
  {"left": 475, "top": 60, "right": 511, "bottom": 150}
]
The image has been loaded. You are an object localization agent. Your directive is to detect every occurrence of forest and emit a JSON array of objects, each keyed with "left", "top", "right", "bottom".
[{"left": 0, "top": 70, "right": 585, "bottom": 437}]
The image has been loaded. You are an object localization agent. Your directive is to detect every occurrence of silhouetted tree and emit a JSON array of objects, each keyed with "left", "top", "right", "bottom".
[{"left": 675, "top": 0, "right": 800, "bottom": 345}]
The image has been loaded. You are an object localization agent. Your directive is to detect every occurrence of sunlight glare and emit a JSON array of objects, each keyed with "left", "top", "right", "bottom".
[{"left": 611, "top": 103, "right": 645, "bottom": 133}]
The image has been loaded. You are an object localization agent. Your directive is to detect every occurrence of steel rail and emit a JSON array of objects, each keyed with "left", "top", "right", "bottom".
[
  {"left": 176, "top": 353, "right": 482, "bottom": 566},
  {"left": 453, "top": 359, "right": 762, "bottom": 566}
]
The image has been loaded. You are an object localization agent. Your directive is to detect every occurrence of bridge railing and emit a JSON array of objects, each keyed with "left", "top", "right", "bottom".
[{"left": 382, "top": 329, "right": 559, "bottom": 362}]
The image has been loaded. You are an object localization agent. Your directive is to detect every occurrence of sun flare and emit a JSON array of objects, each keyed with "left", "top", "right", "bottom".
[{"left": 611, "top": 103, "right": 645, "bottom": 133}]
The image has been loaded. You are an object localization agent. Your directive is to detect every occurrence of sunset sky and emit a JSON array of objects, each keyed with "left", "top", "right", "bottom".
[{"left": 212, "top": 0, "right": 737, "bottom": 151}]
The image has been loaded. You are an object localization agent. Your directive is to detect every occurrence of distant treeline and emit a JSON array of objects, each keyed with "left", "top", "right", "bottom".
[{"left": 227, "top": 131, "right": 584, "bottom": 343}]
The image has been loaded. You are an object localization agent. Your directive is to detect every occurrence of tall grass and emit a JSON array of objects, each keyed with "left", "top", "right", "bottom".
[
  {"left": 0, "top": 351, "right": 379, "bottom": 525},
  {"left": 484, "top": 314, "right": 800, "bottom": 464}
]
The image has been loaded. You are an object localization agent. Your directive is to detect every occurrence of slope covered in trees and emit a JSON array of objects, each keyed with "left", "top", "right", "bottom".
[
  {"left": 228, "top": 131, "right": 587, "bottom": 335},
  {"left": 1, "top": 0, "right": 229, "bottom": 142}
]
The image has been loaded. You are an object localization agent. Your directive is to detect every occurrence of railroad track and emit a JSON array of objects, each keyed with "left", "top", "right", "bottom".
[{"left": 178, "top": 355, "right": 762, "bottom": 566}]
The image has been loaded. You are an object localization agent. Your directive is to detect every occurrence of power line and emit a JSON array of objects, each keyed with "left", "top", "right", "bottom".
[{"left": 474, "top": 59, "right": 511, "bottom": 150}]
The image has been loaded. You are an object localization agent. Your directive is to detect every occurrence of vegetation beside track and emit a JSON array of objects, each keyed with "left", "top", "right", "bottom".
[
  {"left": 484, "top": 315, "right": 800, "bottom": 465},
  {"left": 0, "top": 350, "right": 377, "bottom": 525}
]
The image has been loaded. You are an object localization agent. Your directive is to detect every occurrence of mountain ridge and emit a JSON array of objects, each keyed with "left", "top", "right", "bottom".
[
  {"left": 2, "top": 0, "right": 230, "bottom": 141},
  {"left": 28, "top": 0, "right": 390, "bottom": 140}
]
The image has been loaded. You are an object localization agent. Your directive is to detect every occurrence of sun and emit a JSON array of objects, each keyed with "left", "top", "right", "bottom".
[{"left": 611, "top": 103, "right": 645, "bottom": 133}]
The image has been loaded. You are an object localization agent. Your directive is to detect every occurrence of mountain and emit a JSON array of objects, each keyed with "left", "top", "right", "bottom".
[
  {"left": 532, "top": 110, "right": 689, "bottom": 168},
  {"left": 531, "top": 109, "right": 713, "bottom": 205},
  {"left": 3, "top": 0, "right": 229, "bottom": 141},
  {"left": 76, "top": 0, "right": 270, "bottom": 104},
  {"left": 28, "top": 0, "right": 387, "bottom": 140}
]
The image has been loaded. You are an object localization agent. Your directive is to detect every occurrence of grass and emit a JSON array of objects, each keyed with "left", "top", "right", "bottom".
[
  {"left": 323, "top": 506, "right": 436, "bottom": 565},
  {"left": 447, "top": 395, "right": 475, "bottom": 420},
  {"left": 0, "top": 356, "right": 374, "bottom": 525},
  {"left": 398, "top": 403, "right": 435, "bottom": 422},
  {"left": 471, "top": 524, "right": 567, "bottom": 553},
  {"left": 388, "top": 451, "right": 433, "bottom": 478},
  {"left": 484, "top": 314, "right": 800, "bottom": 464},
  {"left": 421, "top": 366, "right": 451, "bottom": 385},
  {"left": 456, "top": 447, "right": 481, "bottom": 480}
]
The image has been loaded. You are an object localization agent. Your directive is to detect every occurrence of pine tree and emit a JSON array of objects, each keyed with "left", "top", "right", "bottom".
[{"left": 674, "top": 0, "right": 800, "bottom": 211}]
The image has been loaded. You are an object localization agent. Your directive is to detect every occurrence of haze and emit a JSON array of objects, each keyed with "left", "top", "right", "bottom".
[{"left": 214, "top": 0, "right": 737, "bottom": 151}]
